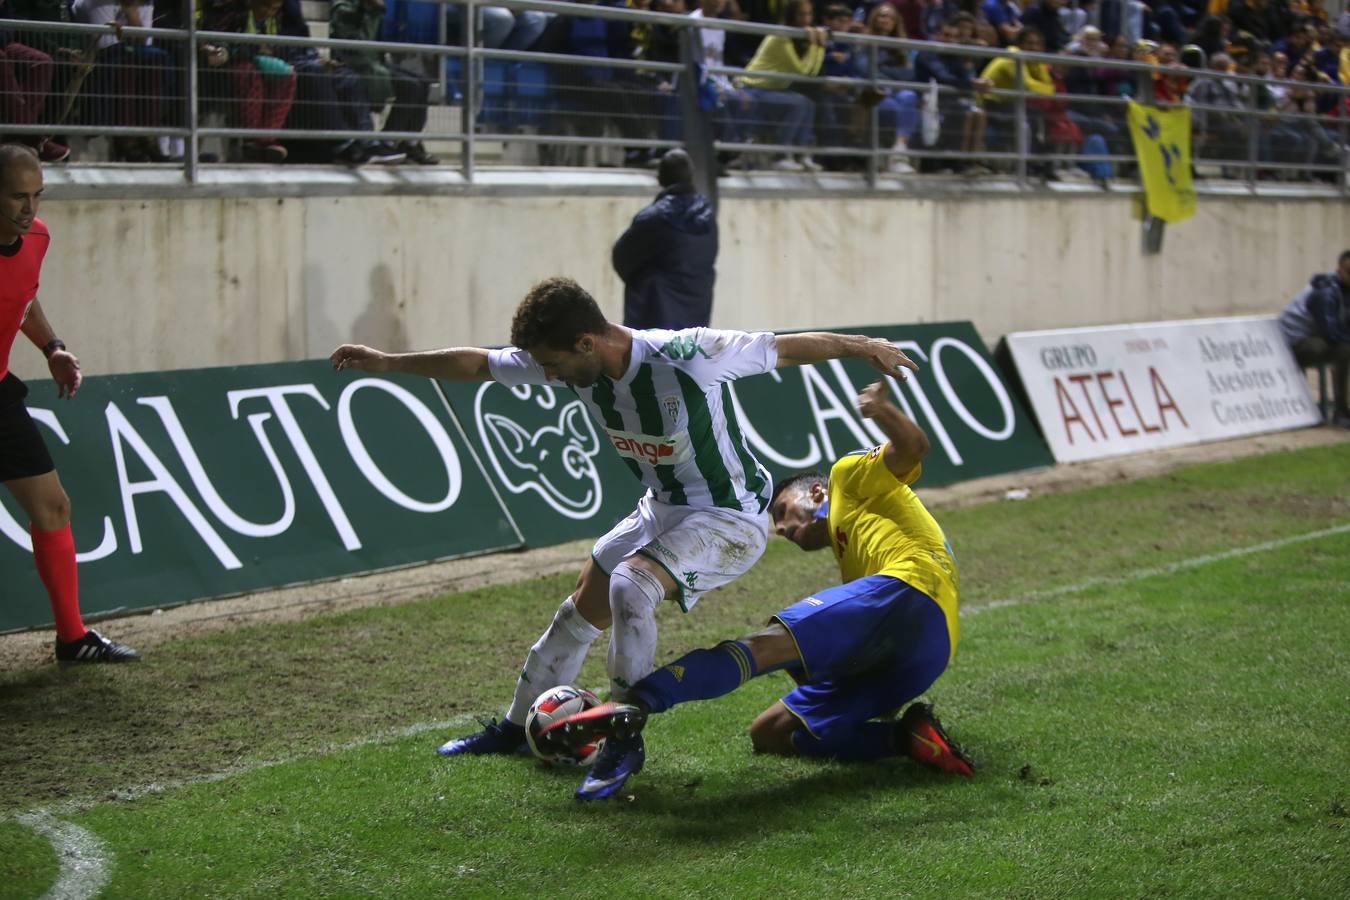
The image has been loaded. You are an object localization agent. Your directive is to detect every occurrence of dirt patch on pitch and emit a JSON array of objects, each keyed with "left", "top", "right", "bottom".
[{"left": 1, "top": 426, "right": 1345, "bottom": 674}]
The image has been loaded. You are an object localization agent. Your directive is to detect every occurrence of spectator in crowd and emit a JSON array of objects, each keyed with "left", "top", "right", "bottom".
[
  {"left": 979, "top": 25, "right": 1056, "bottom": 169},
  {"left": 1064, "top": 24, "right": 1131, "bottom": 155},
  {"left": 1280, "top": 49, "right": 1343, "bottom": 166},
  {"left": 1228, "top": 0, "right": 1293, "bottom": 41},
  {"left": 612, "top": 148, "right": 718, "bottom": 329},
  {"left": 887, "top": 0, "right": 927, "bottom": 39},
  {"left": 1151, "top": 41, "right": 1191, "bottom": 102},
  {"left": 1240, "top": 45, "right": 1310, "bottom": 167},
  {"left": 854, "top": 1, "right": 920, "bottom": 172},
  {"left": 276, "top": 0, "right": 404, "bottom": 165},
  {"left": 330, "top": 0, "right": 435, "bottom": 165},
  {"left": 7, "top": 0, "right": 89, "bottom": 164},
  {"left": 816, "top": 2, "right": 862, "bottom": 161},
  {"left": 740, "top": 0, "right": 826, "bottom": 171},
  {"left": 201, "top": 0, "right": 298, "bottom": 163},
  {"left": 1099, "top": 0, "right": 1152, "bottom": 44},
  {"left": 1270, "top": 16, "right": 1314, "bottom": 65},
  {"left": 71, "top": 0, "right": 173, "bottom": 162},
  {"left": 689, "top": 0, "right": 754, "bottom": 150},
  {"left": 553, "top": 0, "right": 665, "bottom": 167},
  {"left": 919, "top": 0, "right": 961, "bottom": 41},
  {"left": 1151, "top": 0, "right": 1190, "bottom": 46},
  {"left": 1278, "top": 250, "right": 1350, "bottom": 427},
  {"left": 914, "top": 14, "right": 992, "bottom": 171},
  {"left": 1020, "top": 0, "right": 1067, "bottom": 53},
  {"left": 0, "top": 0, "right": 70, "bottom": 161},
  {"left": 982, "top": 0, "right": 1021, "bottom": 45},
  {"left": 1184, "top": 51, "right": 1248, "bottom": 162},
  {"left": 1058, "top": 0, "right": 1090, "bottom": 38}
]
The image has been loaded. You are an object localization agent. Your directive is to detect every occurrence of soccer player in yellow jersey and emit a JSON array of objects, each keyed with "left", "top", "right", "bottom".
[{"left": 545, "top": 381, "right": 973, "bottom": 799}]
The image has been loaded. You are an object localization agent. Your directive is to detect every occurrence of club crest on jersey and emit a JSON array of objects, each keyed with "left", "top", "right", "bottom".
[
  {"left": 605, "top": 427, "right": 693, "bottom": 467},
  {"left": 662, "top": 394, "right": 681, "bottom": 425}
]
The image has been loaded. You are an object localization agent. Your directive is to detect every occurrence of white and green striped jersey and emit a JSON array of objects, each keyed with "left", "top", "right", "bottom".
[{"left": 487, "top": 328, "right": 777, "bottom": 514}]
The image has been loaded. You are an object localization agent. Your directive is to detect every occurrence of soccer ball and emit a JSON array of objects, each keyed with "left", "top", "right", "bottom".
[{"left": 524, "top": 685, "right": 605, "bottom": 767}]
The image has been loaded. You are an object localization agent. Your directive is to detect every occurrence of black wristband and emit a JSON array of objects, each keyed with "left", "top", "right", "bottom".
[{"left": 43, "top": 339, "right": 66, "bottom": 359}]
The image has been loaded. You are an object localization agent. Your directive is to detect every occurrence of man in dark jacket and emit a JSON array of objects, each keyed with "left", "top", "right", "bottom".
[
  {"left": 1279, "top": 249, "right": 1350, "bottom": 427},
  {"left": 612, "top": 149, "right": 718, "bottom": 330}
]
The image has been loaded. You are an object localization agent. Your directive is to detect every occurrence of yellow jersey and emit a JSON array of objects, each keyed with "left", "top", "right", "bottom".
[{"left": 826, "top": 446, "right": 960, "bottom": 652}]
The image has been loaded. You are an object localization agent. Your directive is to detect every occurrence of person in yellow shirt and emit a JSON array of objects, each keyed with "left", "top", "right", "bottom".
[
  {"left": 979, "top": 27, "right": 1057, "bottom": 98},
  {"left": 542, "top": 380, "right": 974, "bottom": 799},
  {"left": 978, "top": 28, "right": 1056, "bottom": 164},
  {"left": 739, "top": 0, "right": 827, "bottom": 171}
]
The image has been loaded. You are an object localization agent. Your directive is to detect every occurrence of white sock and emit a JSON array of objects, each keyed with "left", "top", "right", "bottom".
[
  {"left": 503, "top": 597, "right": 603, "bottom": 725},
  {"left": 606, "top": 561, "right": 667, "bottom": 700}
]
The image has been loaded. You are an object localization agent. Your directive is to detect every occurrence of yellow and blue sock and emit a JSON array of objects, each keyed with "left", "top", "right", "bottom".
[{"left": 631, "top": 640, "right": 759, "bottom": 713}]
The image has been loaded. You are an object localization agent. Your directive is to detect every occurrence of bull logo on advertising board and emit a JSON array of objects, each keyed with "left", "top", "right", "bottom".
[{"left": 473, "top": 383, "right": 604, "bottom": 520}]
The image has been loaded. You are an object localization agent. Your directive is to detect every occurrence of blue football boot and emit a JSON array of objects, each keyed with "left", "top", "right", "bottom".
[
  {"left": 575, "top": 733, "right": 645, "bottom": 801},
  {"left": 436, "top": 718, "right": 529, "bottom": 756}
]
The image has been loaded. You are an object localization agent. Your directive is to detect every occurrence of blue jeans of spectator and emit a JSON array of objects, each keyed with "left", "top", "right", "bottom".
[
  {"left": 877, "top": 89, "right": 918, "bottom": 144},
  {"left": 745, "top": 87, "right": 814, "bottom": 150},
  {"left": 477, "top": 8, "right": 551, "bottom": 50}
]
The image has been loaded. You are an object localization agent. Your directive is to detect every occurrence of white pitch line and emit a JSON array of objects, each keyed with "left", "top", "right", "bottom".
[
  {"left": 10, "top": 714, "right": 475, "bottom": 900},
  {"left": 963, "top": 521, "right": 1350, "bottom": 617},
  {"left": 14, "top": 812, "right": 109, "bottom": 900}
]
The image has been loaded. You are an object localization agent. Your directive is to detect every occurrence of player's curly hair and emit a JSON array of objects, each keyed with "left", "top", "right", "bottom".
[
  {"left": 510, "top": 277, "right": 609, "bottom": 351},
  {"left": 770, "top": 471, "right": 828, "bottom": 510}
]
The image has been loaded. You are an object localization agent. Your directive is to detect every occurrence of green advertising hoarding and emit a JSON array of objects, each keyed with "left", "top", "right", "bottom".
[
  {"left": 0, "top": 363, "right": 521, "bottom": 632},
  {"left": 732, "top": 323, "right": 1053, "bottom": 488},
  {"left": 2, "top": 323, "right": 1050, "bottom": 632}
]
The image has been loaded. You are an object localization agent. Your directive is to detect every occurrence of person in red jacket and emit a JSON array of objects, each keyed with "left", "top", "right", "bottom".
[{"left": 0, "top": 143, "right": 138, "bottom": 663}]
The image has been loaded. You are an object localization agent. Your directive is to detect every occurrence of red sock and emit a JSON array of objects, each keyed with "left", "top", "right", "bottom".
[{"left": 31, "top": 524, "right": 86, "bottom": 643}]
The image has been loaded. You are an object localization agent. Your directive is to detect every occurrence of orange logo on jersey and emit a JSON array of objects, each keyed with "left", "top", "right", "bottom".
[{"left": 835, "top": 528, "right": 849, "bottom": 551}]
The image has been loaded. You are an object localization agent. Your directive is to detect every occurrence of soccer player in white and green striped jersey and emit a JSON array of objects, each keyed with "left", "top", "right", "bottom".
[{"left": 330, "top": 277, "right": 917, "bottom": 791}]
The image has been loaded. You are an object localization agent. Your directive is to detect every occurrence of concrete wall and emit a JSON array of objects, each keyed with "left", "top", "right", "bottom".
[{"left": 13, "top": 190, "right": 1349, "bottom": 380}]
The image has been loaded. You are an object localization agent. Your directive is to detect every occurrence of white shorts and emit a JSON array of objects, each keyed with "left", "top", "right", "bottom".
[{"left": 591, "top": 494, "right": 769, "bottom": 612}]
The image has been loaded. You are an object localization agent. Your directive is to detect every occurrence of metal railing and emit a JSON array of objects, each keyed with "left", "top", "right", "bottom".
[{"left": 0, "top": 0, "right": 1346, "bottom": 192}]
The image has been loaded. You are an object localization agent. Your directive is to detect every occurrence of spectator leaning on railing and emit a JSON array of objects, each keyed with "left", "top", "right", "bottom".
[
  {"left": 330, "top": 0, "right": 436, "bottom": 165},
  {"left": 739, "top": 0, "right": 826, "bottom": 171},
  {"left": 1278, "top": 250, "right": 1350, "bottom": 428}
]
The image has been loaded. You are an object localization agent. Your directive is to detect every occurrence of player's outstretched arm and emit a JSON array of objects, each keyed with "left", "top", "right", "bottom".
[
  {"left": 330, "top": 344, "right": 494, "bottom": 381},
  {"left": 857, "top": 381, "right": 930, "bottom": 477},
  {"left": 774, "top": 332, "right": 919, "bottom": 379}
]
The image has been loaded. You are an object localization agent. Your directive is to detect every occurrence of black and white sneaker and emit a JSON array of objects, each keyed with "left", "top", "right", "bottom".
[{"left": 54, "top": 629, "right": 140, "bottom": 663}]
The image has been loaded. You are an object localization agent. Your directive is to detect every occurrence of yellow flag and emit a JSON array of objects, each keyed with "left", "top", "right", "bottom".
[{"left": 1127, "top": 101, "right": 1196, "bottom": 224}]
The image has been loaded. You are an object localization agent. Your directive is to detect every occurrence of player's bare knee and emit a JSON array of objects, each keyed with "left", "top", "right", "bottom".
[
  {"left": 749, "top": 709, "right": 798, "bottom": 756},
  {"left": 572, "top": 561, "right": 612, "bottom": 629},
  {"left": 740, "top": 623, "right": 800, "bottom": 672}
]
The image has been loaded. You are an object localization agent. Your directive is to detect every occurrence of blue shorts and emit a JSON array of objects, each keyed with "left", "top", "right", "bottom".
[{"left": 773, "top": 574, "right": 951, "bottom": 740}]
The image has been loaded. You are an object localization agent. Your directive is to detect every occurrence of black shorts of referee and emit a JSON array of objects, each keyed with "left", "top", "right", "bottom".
[{"left": 0, "top": 371, "right": 56, "bottom": 482}]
